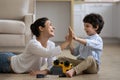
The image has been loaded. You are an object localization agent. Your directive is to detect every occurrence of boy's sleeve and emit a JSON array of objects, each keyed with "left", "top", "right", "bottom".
[
  {"left": 73, "top": 45, "right": 80, "bottom": 56},
  {"left": 86, "top": 39, "right": 103, "bottom": 50}
]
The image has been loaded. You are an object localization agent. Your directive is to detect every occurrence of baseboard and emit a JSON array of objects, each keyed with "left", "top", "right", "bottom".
[{"left": 102, "top": 37, "right": 120, "bottom": 44}]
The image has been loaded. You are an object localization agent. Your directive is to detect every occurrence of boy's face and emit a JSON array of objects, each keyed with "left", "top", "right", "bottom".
[{"left": 84, "top": 23, "right": 98, "bottom": 36}]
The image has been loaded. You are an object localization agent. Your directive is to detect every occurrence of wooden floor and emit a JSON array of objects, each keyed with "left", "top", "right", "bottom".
[{"left": 0, "top": 43, "right": 120, "bottom": 80}]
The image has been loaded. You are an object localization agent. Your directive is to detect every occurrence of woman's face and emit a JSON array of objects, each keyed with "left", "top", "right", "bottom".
[
  {"left": 41, "top": 20, "right": 55, "bottom": 38},
  {"left": 84, "top": 23, "right": 97, "bottom": 36}
]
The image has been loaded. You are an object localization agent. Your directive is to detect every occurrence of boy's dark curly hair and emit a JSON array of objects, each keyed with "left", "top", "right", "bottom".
[{"left": 83, "top": 13, "right": 104, "bottom": 34}]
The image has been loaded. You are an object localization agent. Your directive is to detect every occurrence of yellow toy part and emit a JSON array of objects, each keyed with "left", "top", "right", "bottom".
[{"left": 53, "top": 59, "right": 73, "bottom": 73}]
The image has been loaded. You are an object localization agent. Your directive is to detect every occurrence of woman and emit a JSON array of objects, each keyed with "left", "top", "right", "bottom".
[{"left": 0, "top": 17, "right": 73, "bottom": 73}]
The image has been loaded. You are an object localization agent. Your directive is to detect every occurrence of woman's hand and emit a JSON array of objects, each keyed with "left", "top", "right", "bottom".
[
  {"left": 66, "top": 27, "right": 73, "bottom": 43},
  {"left": 29, "top": 69, "right": 49, "bottom": 76},
  {"left": 65, "top": 27, "right": 78, "bottom": 42},
  {"left": 60, "top": 27, "right": 74, "bottom": 50}
]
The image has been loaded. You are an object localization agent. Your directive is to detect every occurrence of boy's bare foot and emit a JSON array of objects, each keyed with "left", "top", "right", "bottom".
[{"left": 65, "top": 69, "right": 76, "bottom": 78}]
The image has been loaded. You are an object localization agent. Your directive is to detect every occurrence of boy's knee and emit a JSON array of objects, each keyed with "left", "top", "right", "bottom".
[
  {"left": 58, "top": 57, "right": 67, "bottom": 62},
  {"left": 87, "top": 56, "right": 94, "bottom": 59},
  {"left": 58, "top": 56, "right": 66, "bottom": 59},
  {"left": 86, "top": 56, "right": 94, "bottom": 62}
]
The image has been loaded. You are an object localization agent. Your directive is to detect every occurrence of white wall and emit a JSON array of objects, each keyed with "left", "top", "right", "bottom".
[
  {"left": 112, "top": 3, "right": 117, "bottom": 38},
  {"left": 36, "top": 1, "right": 71, "bottom": 41},
  {"left": 116, "top": 2, "right": 120, "bottom": 38},
  {"left": 74, "top": 4, "right": 87, "bottom": 37},
  {"left": 36, "top": 2, "right": 120, "bottom": 41},
  {"left": 74, "top": 3, "right": 116, "bottom": 38}
]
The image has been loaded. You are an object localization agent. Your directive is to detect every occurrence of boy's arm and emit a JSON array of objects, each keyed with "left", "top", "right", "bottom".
[
  {"left": 69, "top": 42, "right": 81, "bottom": 56},
  {"left": 71, "top": 28, "right": 87, "bottom": 45},
  {"left": 73, "top": 36, "right": 87, "bottom": 46}
]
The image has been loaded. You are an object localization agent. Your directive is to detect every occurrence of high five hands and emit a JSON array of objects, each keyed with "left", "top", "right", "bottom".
[
  {"left": 60, "top": 27, "right": 74, "bottom": 50},
  {"left": 65, "top": 27, "right": 74, "bottom": 43}
]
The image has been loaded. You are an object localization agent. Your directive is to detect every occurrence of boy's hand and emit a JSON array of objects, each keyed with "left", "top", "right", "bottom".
[
  {"left": 66, "top": 27, "right": 78, "bottom": 41},
  {"left": 60, "top": 27, "right": 74, "bottom": 50}
]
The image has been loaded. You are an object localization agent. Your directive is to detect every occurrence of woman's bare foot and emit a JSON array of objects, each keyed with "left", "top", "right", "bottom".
[{"left": 65, "top": 69, "right": 76, "bottom": 78}]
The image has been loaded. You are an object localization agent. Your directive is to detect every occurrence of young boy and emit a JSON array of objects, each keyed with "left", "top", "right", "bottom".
[{"left": 58, "top": 13, "right": 104, "bottom": 77}]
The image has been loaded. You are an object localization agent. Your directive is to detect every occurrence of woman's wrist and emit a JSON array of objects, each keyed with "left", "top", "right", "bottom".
[{"left": 60, "top": 40, "right": 70, "bottom": 50}]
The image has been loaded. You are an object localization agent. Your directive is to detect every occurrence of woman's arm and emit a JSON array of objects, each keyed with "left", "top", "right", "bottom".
[
  {"left": 69, "top": 42, "right": 74, "bottom": 55},
  {"left": 28, "top": 27, "right": 73, "bottom": 57},
  {"left": 60, "top": 27, "right": 73, "bottom": 50},
  {"left": 29, "top": 69, "right": 49, "bottom": 76}
]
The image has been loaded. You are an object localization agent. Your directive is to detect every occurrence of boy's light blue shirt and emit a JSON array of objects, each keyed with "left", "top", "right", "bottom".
[{"left": 73, "top": 34, "right": 103, "bottom": 66}]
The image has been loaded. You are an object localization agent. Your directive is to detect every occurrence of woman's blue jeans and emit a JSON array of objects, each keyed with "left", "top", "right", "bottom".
[{"left": 0, "top": 52, "right": 15, "bottom": 73}]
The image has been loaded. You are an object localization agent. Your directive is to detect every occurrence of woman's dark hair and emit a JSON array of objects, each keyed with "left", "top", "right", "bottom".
[
  {"left": 83, "top": 13, "right": 104, "bottom": 34},
  {"left": 30, "top": 17, "right": 49, "bottom": 37}
]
